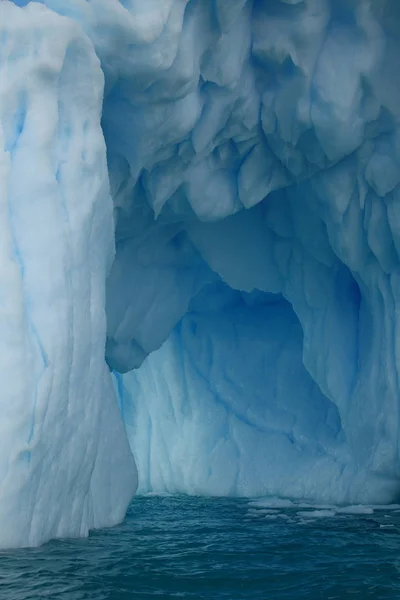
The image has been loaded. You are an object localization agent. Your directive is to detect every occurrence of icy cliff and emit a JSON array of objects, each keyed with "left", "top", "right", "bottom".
[{"left": 1, "top": 0, "right": 400, "bottom": 546}]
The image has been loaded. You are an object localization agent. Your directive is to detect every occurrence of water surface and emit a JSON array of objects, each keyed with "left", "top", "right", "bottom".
[{"left": 1, "top": 496, "right": 400, "bottom": 599}]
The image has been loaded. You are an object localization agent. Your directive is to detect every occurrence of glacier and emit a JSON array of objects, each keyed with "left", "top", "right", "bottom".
[{"left": 0, "top": 0, "right": 400, "bottom": 547}]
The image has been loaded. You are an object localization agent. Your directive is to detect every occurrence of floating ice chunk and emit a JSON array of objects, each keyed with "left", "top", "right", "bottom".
[
  {"left": 296, "top": 510, "right": 337, "bottom": 518},
  {"left": 249, "top": 498, "right": 295, "bottom": 509},
  {"left": 336, "top": 506, "right": 374, "bottom": 515}
]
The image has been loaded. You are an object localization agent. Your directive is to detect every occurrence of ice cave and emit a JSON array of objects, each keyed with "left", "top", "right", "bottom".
[{"left": 0, "top": 0, "right": 400, "bottom": 548}]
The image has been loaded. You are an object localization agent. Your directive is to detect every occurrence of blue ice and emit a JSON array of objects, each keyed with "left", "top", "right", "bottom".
[{"left": 1, "top": 0, "right": 400, "bottom": 547}]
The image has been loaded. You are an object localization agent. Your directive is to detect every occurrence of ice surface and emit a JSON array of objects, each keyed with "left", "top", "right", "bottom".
[
  {"left": 0, "top": 2, "right": 137, "bottom": 548},
  {"left": 245, "top": 499, "right": 400, "bottom": 525},
  {"left": 1, "top": 0, "right": 400, "bottom": 546}
]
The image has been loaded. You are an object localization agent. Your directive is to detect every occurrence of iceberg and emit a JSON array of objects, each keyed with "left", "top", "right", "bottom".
[{"left": 1, "top": 0, "right": 400, "bottom": 546}]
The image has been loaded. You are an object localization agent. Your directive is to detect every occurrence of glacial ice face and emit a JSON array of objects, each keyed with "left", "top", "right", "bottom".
[
  {"left": 1, "top": 0, "right": 400, "bottom": 546},
  {"left": 0, "top": 2, "right": 137, "bottom": 548}
]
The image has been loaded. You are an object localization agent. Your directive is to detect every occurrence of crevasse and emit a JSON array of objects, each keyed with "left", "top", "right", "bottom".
[{"left": 0, "top": 0, "right": 400, "bottom": 547}]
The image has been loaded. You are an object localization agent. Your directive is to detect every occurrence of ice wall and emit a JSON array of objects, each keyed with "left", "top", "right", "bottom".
[
  {"left": 0, "top": 2, "right": 136, "bottom": 548},
  {"left": 1, "top": 0, "right": 400, "bottom": 545}
]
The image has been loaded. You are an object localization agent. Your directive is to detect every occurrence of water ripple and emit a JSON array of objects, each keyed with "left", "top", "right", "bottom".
[{"left": 0, "top": 496, "right": 400, "bottom": 599}]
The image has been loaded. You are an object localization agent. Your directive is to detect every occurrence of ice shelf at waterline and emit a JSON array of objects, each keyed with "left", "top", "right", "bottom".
[{"left": 0, "top": 0, "right": 400, "bottom": 547}]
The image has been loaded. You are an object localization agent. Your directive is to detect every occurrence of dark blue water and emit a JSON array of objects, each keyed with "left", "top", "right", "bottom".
[{"left": 1, "top": 496, "right": 400, "bottom": 599}]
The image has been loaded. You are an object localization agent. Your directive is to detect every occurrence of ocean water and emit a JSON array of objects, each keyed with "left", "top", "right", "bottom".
[{"left": 1, "top": 496, "right": 400, "bottom": 599}]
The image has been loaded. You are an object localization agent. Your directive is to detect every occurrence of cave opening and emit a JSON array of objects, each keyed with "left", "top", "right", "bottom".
[
  {"left": 104, "top": 181, "right": 381, "bottom": 504},
  {"left": 112, "top": 279, "right": 351, "bottom": 502}
]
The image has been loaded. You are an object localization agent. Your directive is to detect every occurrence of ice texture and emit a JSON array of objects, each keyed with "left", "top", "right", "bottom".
[
  {"left": 1, "top": 0, "right": 400, "bottom": 546},
  {"left": 117, "top": 286, "right": 353, "bottom": 500},
  {"left": 0, "top": 2, "right": 137, "bottom": 548}
]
